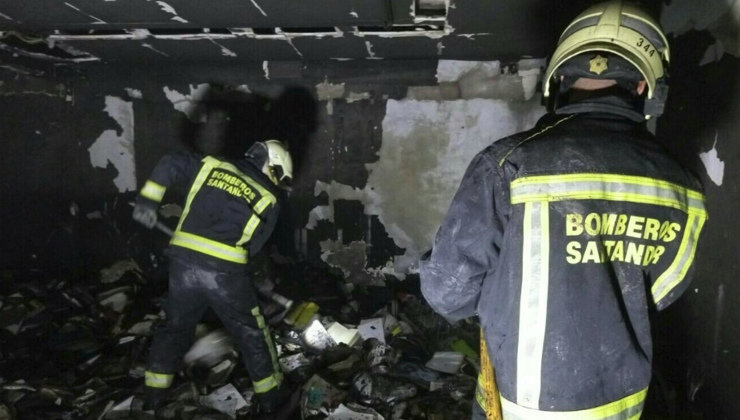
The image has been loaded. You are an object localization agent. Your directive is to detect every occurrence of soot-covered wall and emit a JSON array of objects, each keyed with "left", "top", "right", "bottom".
[{"left": 0, "top": 58, "right": 547, "bottom": 280}]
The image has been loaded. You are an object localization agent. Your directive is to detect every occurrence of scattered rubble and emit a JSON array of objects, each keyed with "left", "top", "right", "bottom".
[{"left": 0, "top": 230, "right": 480, "bottom": 419}]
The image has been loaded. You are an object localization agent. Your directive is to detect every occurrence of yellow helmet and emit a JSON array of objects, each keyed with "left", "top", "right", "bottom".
[{"left": 543, "top": 1, "right": 670, "bottom": 118}]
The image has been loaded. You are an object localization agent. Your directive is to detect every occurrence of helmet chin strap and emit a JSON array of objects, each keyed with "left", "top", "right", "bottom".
[
  {"left": 245, "top": 142, "right": 269, "bottom": 167},
  {"left": 245, "top": 142, "right": 282, "bottom": 185}
]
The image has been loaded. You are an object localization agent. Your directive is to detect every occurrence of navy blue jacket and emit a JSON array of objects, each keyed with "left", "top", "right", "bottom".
[{"left": 420, "top": 97, "right": 707, "bottom": 417}]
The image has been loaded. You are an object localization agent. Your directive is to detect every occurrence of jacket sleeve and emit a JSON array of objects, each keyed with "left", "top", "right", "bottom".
[
  {"left": 136, "top": 151, "right": 202, "bottom": 209},
  {"left": 420, "top": 151, "right": 508, "bottom": 321},
  {"left": 249, "top": 200, "right": 280, "bottom": 257}
]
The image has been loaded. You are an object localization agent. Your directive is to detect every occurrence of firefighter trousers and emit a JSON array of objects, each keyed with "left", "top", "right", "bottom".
[{"left": 145, "top": 258, "right": 282, "bottom": 400}]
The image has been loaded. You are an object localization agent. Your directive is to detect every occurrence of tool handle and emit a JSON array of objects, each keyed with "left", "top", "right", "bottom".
[{"left": 155, "top": 221, "right": 174, "bottom": 237}]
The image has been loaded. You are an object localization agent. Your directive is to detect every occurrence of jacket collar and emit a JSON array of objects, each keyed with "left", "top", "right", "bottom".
[{"left": 555, "top": 94, "right": 646, "bottom": 123}]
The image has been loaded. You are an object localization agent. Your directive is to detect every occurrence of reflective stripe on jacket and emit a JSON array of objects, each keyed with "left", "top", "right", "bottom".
[
  {"left": 136, "top": 152, "right": 280, "bottom": 268},
  {"left": 420, "top": 102, "right": 707, "bottom": 417}
]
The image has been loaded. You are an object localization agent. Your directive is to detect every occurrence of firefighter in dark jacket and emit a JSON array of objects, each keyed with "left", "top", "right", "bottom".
[
  {"left": 420, "top": 1, "right": 707, "bottom": 419},
  {"left": 132, "top": 106, "right": 293, "bottom": 413}
]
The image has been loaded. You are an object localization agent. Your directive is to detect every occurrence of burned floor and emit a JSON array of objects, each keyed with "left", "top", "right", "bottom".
[{"left": 0, "top": 196, "right": 482, "bottom": 419}]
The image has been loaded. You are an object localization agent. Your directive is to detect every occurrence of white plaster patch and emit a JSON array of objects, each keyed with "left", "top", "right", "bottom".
[
  {"left": 436, "top": 41, "right": 445, "bottom": 56},
  {"left": 88, "top": 96, "right": 137, "bottom": 192},
  {"left": 365, "top": 41, "right": 376, "bottom": 58},
  {"left": 262, "top": 61, "right": 270, "bottom": 79},
  {"left": 368, "top": 99, "right": 546, "bottom": 272},
  {"left": 320, "top": 239, "right": 385, "bottom": 284},
  {"left": 129, "top": 29, "right": 150, "bottom": 40},
  {"left": 436, "top": 60, "right": 500, "bottom": 83},
  {"left": 125, "top": 88, "right": 143, "bottom": 99},
  {"left": 518, "top": 68, "right": 541, "bottom": 101},
  {"left": 307, "top": 204, "right": 333, "bottom": 229},
  {"left": 346, "top": 91, "right": 371, "bottom": 103},
  {"left": 700, "top": 40, "right": 725, "bottom": 65},
  {"left": 219, "top": 44, "right": 237, "bottom": 57},
  {"left": 315, "top": 80, "right": 345, "bottom": 101},
  {"left": 699, "top": 135, "right": 725, "bottom": 186},
  {"left": 307, "top": 99, "right": 545, "bottom": 275},
  {"left": 163, "top": 83, "right": 210, "bottom": 121}
]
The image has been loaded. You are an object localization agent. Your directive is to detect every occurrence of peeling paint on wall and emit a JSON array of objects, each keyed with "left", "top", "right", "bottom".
[
  {"left": 0, "top": 12, "right": 16, "bottom": 22},
  {"left": 346, "top": 91, "right": 370, "bottom": 103},
  {"left": 125, "top": 88, "right": 142, "bottom": 99},
  {"left": 699, "top": 135, "right": 725, "bottom": 186},
  {"left": 315, "top": 80, "right": 346, "bottom": 101},
  {"left": 308, "top": 98, "right": 545, "bottom": 276},
  {"left": 436, "top": 60, "right": 500, "bottom": 83},
  {"left": 163, "top": 83, "right": 210, "bottom": 121},
  {"left": 63, "top": 2, "right": 106, "bottom": 24},
  {"left": 141, "top": 43, "right": 169, "bottom": 57},
  {"left": 154, "top": 1, "right": 189, "bottom": 23},
  {"left": 88, "top": 96, "right": 137, "bottom": 192},
  {"left": 662, "top": 0, "right": 740, "bottom": 57},
  {"left": 320, "top": 239, "right": 384, "bottom": 284},
  {"left": 365, "top": 41, "right": 377, "bottom": 59},
  {"left": 249, "top": 0, "right": 268, "bottom": 17}
]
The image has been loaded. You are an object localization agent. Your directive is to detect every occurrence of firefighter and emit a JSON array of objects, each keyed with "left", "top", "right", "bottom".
[
  {"left": 132, "top": 104, "right": 293, "bottom": 414},
  {"left": 420, "top": 1, "right": 707, "bottom": 419}
]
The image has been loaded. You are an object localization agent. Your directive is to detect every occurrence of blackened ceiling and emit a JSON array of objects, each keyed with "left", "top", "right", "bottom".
[{"left": 0, "top": 0, "right": 605, "bottom": 70}]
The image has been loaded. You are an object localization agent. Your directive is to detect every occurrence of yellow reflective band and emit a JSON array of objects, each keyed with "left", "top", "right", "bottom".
[
  {"left": 499, "top": 115, "right": 576, "bottom": 166},
  {"left": 391, "top": 325, "right": 403, "bottom": 336},
  {"left": 252, "top": 306, "right": 282, "bottom": 381},
  {"left": 500, "top": 387, "right": 647, "bottom": 420},
  {"left": 237, "top": 214, "right": 262, "bottom": 247},
  {"left": 517, "top": 201, "right": 550, "bottom": 408},
  {"left": 145, "top": 371, "right": 174, "bottom": 389},
  {"left": 141, "top": 180, "right": 166, "bottom": 202},
  {"left": 237, "top": 196, "right": 274, "bottom": 246},
  {"left": 253, "top": 373, "right": 282, "bottom": 394},
  {"left": 510, "top": 174, "right": 706, "bottom": 216},
  {"left": 176, "top": 159, "right": 218, "bottom": 235},
  {"left": 204, "top": 157, "right": 277, "bottom": 205},
  {"left": 171, "top": 231, "right": 247, "bottom": 264},
  {"left": 476, "top": 382, "right": 488, "bottom": 412},
  {"left": 651, "top": 213, "right": 706, "bottom": 305},
  {"left": 480, "top": 331, "right": 503, "bottom": 419}
]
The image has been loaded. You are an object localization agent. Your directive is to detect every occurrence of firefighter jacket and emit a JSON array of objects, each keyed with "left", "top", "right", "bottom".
[
  {"left": 137, "top": 151, "right": 280, "bottom": 271},
  {"left": 420, "top": 96, "right": 707, "bottom": 419}
]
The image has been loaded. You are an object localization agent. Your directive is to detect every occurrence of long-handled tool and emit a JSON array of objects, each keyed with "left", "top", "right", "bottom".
[
  {"left": 129, "top": 201, "right": 294, "bottom": 310},
  {"left": 128, "top": 202, "right": 174, "bottom": 237}
]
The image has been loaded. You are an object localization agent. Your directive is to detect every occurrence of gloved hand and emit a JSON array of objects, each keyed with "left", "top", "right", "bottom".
[{"left": 133, "top": 203, "right": 158, "bottom": 229}]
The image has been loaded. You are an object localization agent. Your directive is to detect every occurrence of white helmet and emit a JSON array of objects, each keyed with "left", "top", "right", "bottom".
[{"left": 259, "top": 140, "right": 293, "bottom": 189}]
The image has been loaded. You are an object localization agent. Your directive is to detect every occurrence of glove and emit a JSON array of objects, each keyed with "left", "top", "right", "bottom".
[{"left": 133, "top": 203, "right": 158, "bottom": 229}]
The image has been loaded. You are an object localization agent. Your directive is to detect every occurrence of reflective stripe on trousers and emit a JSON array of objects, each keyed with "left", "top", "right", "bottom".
[
  {"left": 145, "top": 371, "right": 174, "bottom": 389},
  {"left": 500, "top": 388, "right": 647, "bottom": 420}
]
